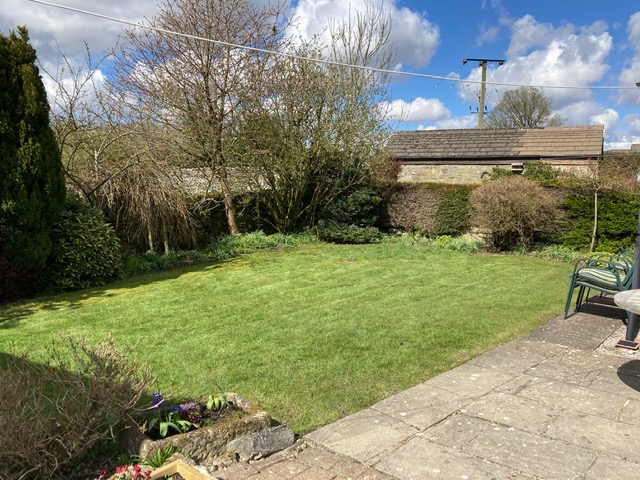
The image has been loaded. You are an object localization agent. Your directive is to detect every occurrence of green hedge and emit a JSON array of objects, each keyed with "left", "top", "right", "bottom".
[
  {"left": 383, "top": 183, "right": 472, "bottom": 236},
  {"left": 556, "top": 190, "right": 640, "bottom": 251}
]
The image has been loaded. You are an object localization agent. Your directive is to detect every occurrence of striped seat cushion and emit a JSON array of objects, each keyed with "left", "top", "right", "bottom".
[{"left": 573, "top": 267, "right": 620, "bottom": 289}]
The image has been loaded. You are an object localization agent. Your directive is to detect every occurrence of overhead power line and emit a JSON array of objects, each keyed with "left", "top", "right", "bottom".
[{"left": 26, "top": 0, "right": 640, "bottom": 92}]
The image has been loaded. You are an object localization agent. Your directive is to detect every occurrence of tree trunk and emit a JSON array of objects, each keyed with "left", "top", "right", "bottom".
[
  {"left": 590, "top": 190, "right": 598, "bottom": 252},
  {"left": 162, "top": 222, "right": 170, "bottom": 255},
  {"left": 219, "top": 166, "right": 239, "bottom": 234}
]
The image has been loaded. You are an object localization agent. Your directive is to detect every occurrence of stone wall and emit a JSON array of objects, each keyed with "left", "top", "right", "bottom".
[{"left": 398, "top": 160, "right": 597, "bottom": 185}]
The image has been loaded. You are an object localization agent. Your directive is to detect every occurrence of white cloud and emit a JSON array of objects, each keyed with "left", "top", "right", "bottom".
[
  {"left": 289, "top": 0, "right": 439, "bottom": 68},
  {"left": 590, "top": 108, "right": 619, "bottom": 129},
  {"left": 476, "top": 25, "right": 499, "bottom": 47},
  {"left": 420, "top": 115, "right": 477, "bottom": 130},
  {"left": 459, "top": 15, "right": 612, "bottom": 110},
  {"left": 618, "top": 12, "right": 640, "bottom": 105},
  {"left": 0, "top": 0, "right": 156, "bottom": 66},
  {"left": 382, "top": 97, "right": 450, "bottom": 122}
]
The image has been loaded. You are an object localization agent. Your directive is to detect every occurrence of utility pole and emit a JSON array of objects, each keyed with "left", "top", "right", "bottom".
[{"left": 463, "top": 58, "right": 504, "bottom": 128}]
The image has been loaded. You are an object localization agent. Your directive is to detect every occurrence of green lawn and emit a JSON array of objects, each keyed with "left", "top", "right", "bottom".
[{"left": 0, "top": 243, "right": 571, "bottom": 434}]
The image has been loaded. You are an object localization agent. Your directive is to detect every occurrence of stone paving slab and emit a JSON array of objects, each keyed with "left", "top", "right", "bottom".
[
  {"left": 468, "top": 345, "right": 546, "bottom": 375},
  {"left": 584, "top": 454, "right": 640, "bottom": 479},
  {"left": 545, "top": 410, "right": 640, "bottom": 461},
  {"left": 421, "top": 363, "right": 517, "bottom": 396},
  {"left": 370, "top": 383, "right": 473, "bottom": 430},
  {"left": 305, "top": 408, "right": 419, "bottom": 464},
  {"left": 422, "top": 414, "right": 492, "bottom": 450},
  {"left": 376, "top": 436, "right": 516, "bottom": 480},
  {"left": 503, "top": 375, "right": 629, "bottom": 419},
  {"left": 462, "top": 391, "right": 560, "bottom": 434},
  {"left": 463, "top": 425, "right": 596, "bottom": 479}
]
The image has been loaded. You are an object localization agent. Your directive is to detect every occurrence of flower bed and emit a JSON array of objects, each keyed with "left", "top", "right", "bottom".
[{"left": 119, "top": 393, "right": 271, "bottom": 467}]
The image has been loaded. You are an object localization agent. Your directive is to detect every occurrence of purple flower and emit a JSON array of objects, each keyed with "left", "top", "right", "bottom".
[
  {"left": 152, "top": 391, "right": 165, "bottom": 409},
  {"left": 170, "top": 406, "right": 182, "bottom": 414},
  {"left": 180, "top": 401, "right": 202, "bottom": 424}
]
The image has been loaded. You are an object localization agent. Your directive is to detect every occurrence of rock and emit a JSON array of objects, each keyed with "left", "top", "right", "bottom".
[{"left": 226, "top": 425, "right": 295, "bottom": 461}]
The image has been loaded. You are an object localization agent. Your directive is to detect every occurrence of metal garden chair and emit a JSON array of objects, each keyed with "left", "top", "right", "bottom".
[{"left": 564, "top": 252, "right": 635, "bottom": 319}]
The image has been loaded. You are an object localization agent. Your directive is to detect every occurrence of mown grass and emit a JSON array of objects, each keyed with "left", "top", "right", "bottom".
[{"left": 0, "top": 243, "right": 571, "bottom": 434}]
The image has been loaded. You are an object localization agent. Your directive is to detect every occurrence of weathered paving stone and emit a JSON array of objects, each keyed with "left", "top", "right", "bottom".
[
  {"left": 376, "top": 436, "right": 515, "bottom": 480},
  {"left": 464, "top": 425, "right": 596, "bottom": 479},
  {"left": 559, "top": 349, "right": 628, "bottom": 372},
  {"left": 526, "top": 359, "right": 599, "bottom": 386},
  {"left": 469, "top": 345, "right": 545, "bottom": 375},
  {"left": 371, "top": 383, "right": 473, "bottom": 430},
  {"left": 545, "top": 411, "right": 640, "bottom": 461},
  {"left": 505, "top": 337, "right": 570, "bottom": 359},
  {"left": 587, "top": 371, "right": 640, "bottom": 402},
  {"left": 306, "top": 408, "right": 419, "bottom": 464},
  {"left": 422, "top": 363, "right": 517, "bottom": 397},
  {"left": 421, "top": 414, "right": 493, "bottom": 449},
  {"left": 583, "top": 454, "right": 640, "bottom": 479},
  {"left": 510, "top": 376, "right": 629, "bottom": 419},
  {"left": 616, "top": 397, "right": 640, "bottom": 427},
  {"left": 462, "top": 392, "right": 560, "bottom": 434}
]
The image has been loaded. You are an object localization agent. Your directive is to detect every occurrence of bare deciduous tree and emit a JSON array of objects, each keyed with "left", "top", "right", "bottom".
[
  {"left": 44, "top": 47, "right": 197, "bottom": 252},
  {"left": 112, "top": 0, "right": 290, "bottom": 234}
]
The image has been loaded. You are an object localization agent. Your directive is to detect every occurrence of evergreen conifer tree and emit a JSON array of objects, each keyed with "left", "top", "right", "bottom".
[{"left": 0, "top": 26, "right": 65, "bottom": 298}]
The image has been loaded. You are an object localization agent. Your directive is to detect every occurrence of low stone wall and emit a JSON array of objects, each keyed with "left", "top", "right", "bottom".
[{"left": 398, "top": 161, "right": 596, "bottom": 184}]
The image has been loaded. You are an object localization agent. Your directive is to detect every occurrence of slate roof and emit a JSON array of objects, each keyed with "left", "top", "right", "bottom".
[{"left": 387, "top": 125, "right": 604, "bottom": 161}]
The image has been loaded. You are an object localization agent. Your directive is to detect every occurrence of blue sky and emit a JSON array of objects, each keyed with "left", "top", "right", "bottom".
[{"left": 2, "top": 0, "right": 640, "bottom": 148}]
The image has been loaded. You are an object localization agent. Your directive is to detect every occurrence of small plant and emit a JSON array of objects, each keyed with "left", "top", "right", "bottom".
[
  {"left": 146, "top": 392, "right": 193, "bottom": 437},
  {"left": 98, "top": 464, "right": 152, "bottom": 480},
  {"left": 141, "top": 391, "right": 230, "bottom": 438},
  {"left": 144, "top": 444, "right": 179, "bottom": 469}
]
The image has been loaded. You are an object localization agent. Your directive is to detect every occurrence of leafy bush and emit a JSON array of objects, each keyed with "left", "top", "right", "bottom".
[
  {"left": 431, "top": 235, "right": 484, "bottom": 253},
  {"left": 481, "top": 162, "right": 560, "bottom": 187},
  {"left": 471, "top": 176, "right": 557, "bottom": 251},
  {"left": 557, "top": 191, "right": 640, "bottom": 251},
  {"left": 46, "top": 196, "right": 121, "bottom": 291},
  {"left": 0, "top": 335, "right": 154, "bottom": 479},
  {"left": 383, "top": 184, "right": 441, "bottom": 233},
  {"left": 530, "top": 245, "right": 582, "bottom": 263},
  {"left": 316, "top": 222, "right": 382, "bottom": 244},
  {"left": 523, "top": 162, "right": 561, "bottom": 186},
  {"left": 322, "top": 186, "right": 383, "bottom": 227}
]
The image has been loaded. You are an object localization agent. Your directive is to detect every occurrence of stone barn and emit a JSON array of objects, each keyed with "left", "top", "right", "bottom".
[{"left": 387, "top": 125, "right": 604, "bottom": 184}]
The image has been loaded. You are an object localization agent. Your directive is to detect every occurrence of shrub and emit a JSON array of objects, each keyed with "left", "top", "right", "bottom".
[
  {"left": 432, "top": 184, "right": 472, "bottom": 236},
  {"left": 0, "top": 335, "right": 154, "bottom": 479},
  {"left": 557, "top": 191, "right": 640, "bottom": 252},
  {"left": 431, "top": 235, "right": 484, "bottom": 253},
  {"left": 383, "top": 184, "right": 440, "bottom": 233},
  {"left": 322, "top": 186, "right": 383, "bottom": 228},
  {"left": 316, "top": 222, "right": 382, "bottom": 244},
  {"left": 383, "top": 183, "right": 472, "bottom": 237},
  {"left": 471, "top": 176, "right": 557, "bottom": 251},
  {"left": 46, "top": 196, "right": 122, "bottom": 291}
]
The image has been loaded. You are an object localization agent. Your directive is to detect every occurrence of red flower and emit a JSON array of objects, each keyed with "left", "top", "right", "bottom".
[{"left": 145, "top": 470, "right": 152, "bottom": 478}]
